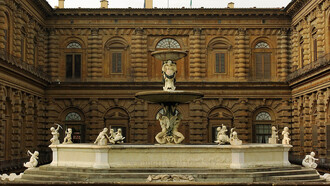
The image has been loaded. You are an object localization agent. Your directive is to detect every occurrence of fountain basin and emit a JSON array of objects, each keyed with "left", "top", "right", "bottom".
[
  {"left": 135, "top": 90, "right": 203, "bottom": 104},
  {"left": 151, "top": 50, "right": 187, "bottom": 61}
]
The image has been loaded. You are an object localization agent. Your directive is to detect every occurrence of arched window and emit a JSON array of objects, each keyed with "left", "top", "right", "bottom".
[
  {"left": 104, "top": 108, "right": 130, "bottom": 142},
  {"left": 207, "top": 107, "right": 233, "bottom": 143},
  {"left": 62, "top": 111, "right": 85, "bottom": 143},
  {"left": 253, "top": 41, "right": 272, "bottom": 80},
  {"left": 253, "top": 111, "right": 273, "bottom": 143},
  {"left": 104, "top": 38, "right": 129, "bottom": 77},
  {"left": 255, "top": 42, "right": 270, "bottom": 49},
  {"left": 311, "top": 27, "right": 317, "bottom": 61},
  {"left": 156, "top": 38, "right": 180, "bottom": 49},
  {"left": 65, "top": 41, "right": 83, "bottom": 79},
  {"left": 21, "top": 27, "right": 27, "bottom": 62},
  {"left": 65, "top": 112, "right": 82, "bottom": 121},
  {"left": 3, "top": 13, "right": 9, "bottom": 53}
]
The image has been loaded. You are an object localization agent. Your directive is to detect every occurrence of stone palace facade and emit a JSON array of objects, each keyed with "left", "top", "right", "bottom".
[{"left": 0, "top": 0, "right": 329, "bottom": 172}]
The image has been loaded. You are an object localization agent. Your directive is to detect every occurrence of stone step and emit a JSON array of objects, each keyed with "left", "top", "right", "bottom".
[
  {"left": 255, "top": 168, "right": 318, "bottom": 176},
  {"left": 21, "top": 173, "right": 84, "bottom": 182},
  {"left": 271, "top": 173, "right": 321, "bottom": 181}
]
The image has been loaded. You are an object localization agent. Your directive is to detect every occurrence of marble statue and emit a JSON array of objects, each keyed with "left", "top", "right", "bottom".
[
  {"left": 94, "top": 128, "right": 110, "bottom": 146},
  {"left": 215, "top": 124, "right": 230, "bottom": 145},
  {"left": 268, "top": 126, "right": 278, "bottom": 144},
  {"left": 282, "top": 127, "right": 291, "bottom": 145},
  {"left": 162, "top": 60, "right": 177, "bottom": 91},
  {"left": 0, "top": 173, "right": 24, "bottom": 181},
  {"left": 113, "top": 128, "right": 125, "bottom": 144},
  {"left": 50, "top": 123, "right": 62, "bottom": 145},
  {"left": 229, "top": 128, "right": 242, "bottom": 146},
  {"left": 155, "top": 113, "right": 168, "bottom": 144},
  {"left": 63, "top": 128, "right": 73, "bottom": 144},
  {"left": 302, "top": 152, "right": 318, "bottom": 169},
  {"left": 172, "top": 113, "right": 185, "bottom": 144},
  {"left": 23, "top": 150, "right": 39, "bottom": 169},
  {"left": 155, "top": 109, "right": 184, "bottom": 144}
]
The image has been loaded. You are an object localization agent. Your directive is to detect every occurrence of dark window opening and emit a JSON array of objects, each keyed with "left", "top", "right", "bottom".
[
  {"left": 66, "top": 54, "right": 81, "bottom": 79},
  {"left": 215, "top": 53, "right": 225, "bottom": 73},
  {"left": 112, "top": 53, "right": 122, "bottom": 73}
]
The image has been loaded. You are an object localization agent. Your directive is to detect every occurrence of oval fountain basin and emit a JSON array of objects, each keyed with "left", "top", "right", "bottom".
[
  {"left": 135, "top": 90, "right": 204, "bottom": 104},
  {"left": 151, "top": 50, "right": 187, "bottom": 61}
]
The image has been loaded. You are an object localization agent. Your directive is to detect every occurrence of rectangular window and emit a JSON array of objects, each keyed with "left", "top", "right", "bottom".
[
  {"left": 313, "top": 39, "right": 317, "bottom": 61},
  {"left": 255, "top": 53, "right": 271, "bottom": 79},
  {"left": 111, "top": 53, "right": 122, "bottom": 73},
  {"left": 215, "top": 53, "right": 225, "bottom": 73},
  {"left": 21, "top": 37, "right": 25, "bottom": 61},
  {"left": 66, "top": 54, "right": 81, "bottom": 79},
  {"left": 300, "top": 47, "right": 304, "bottom": 67},
  {"left": 255, "top": 124, "right": 271, "bottom": 143},
  {"left": 4, "top": 29, "right": 8, "bottom": 52}
]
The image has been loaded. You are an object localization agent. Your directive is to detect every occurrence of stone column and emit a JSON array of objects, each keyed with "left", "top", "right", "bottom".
[
  {"left": 302, "top": 20, "right": 310, "bottom": 66},
  {"left": 25, "top": 95, "right": 34, "bottom": 151},
  {"left": 316, "top": 8, "right": 325, "bottom": 58},
  {"left": 0, "top": 11, "right": 6, "bottom": 50},
  {"left": 131, "top": 28, "right": 148, "bottom": 81},
  {"left": 11, "top": 91, "right": 22, "bottom": 159},
  {"left": 38, "top": 29, "right": 47, "bottom": 70},
  {"left": 278, "top": 29, "right": 289, "bottom": 81},
  {"left": 235, "top": 99, "right": 249, "bottom": 142},
  {"left": 316, "top": 90, "right": 326, "bottom": 158},
  {"left": 13, "top": 9, "right": 24, "bottom": 58},
  {"left": 189, "top": 28, "right": 205, "bottom": 80},
  {"left": 87, "top": 28, "right": 103, "bottom": 79},
  {"left": 36, "top": 98, "right": 48, "bottom": 153},
  {"left": 235, "top": 28, "right": 247, "bottom": 80},
  {"left": 189, "top": 99, "right": 205, "bottom": 144},
  {"left": 47, "top": 29, "right": 60, "bottom": 80},
  {"left": 291, "top": 30, "right": 299, "bottom": 72},
  {"left": 302, "top": 95, "right": 312, "bottom": 153},
  {"left": 26, "top": 19, "right": 35, "bottom": 65},
  {"left": 88, "top": 98, "right": 100, "bottom": 142},
  {"left": 0, "top": 85, "right": 6, "bottom": 159},
  {"left": 291, "top": 98, "right": 301, "bottom": 156},
  {"left": 131, "top": 99, "right": 148, "bottom": 143}
]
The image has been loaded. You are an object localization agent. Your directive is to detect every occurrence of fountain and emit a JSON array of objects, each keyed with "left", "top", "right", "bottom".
[
  {"left": 14, "top": 49, "right": 322, "bottom": 184},
  {"left": 136, "top": 50, "right": 203, "bottom": 144}
]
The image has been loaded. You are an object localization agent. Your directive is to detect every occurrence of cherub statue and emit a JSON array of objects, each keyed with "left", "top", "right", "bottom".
[
  {"left": 108, "top": 128, "right": 116, "bottom": 144},
  {"left": 302, "top": 152, "right": 318, "bottom": 169},
  {"left": 155, "top": 112, "right": 168, "bottom": 144},
  {"left": 113, "top": 128, "right": 125, "bottom": 144},
  {"left": 50, "top": 123, "right": 62, "bottom": 145},
  {"left": 63, "top": 128, "right": 73, "bottom": 144},
  {"left": 215, "top": 124, "right": 230, "bottom": 145},
  {"left": 282, "top": 127, "right": 290, "bottom": 145},
  {"left": 23, "top": 150, "right": 39, "bottom": 169},
  {"left": 229, "top": 128, "right": 242, "bottom": 146},
  {"left": 94, "top": 128, "right": 110, "bottom": 146},
  {"left": 268, "top": 126, "right": 278, "bottom": 144},
  {"left": 162, "top": 60, "right": 177, "bottom": 91},
  {"left": 172, "top": 113, "right": 184, "bottom": 144}
]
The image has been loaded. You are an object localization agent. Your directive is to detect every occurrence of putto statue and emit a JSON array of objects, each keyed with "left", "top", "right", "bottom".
[
  {"left": 94, "top": 128, "right": 111, "bottom": 146},
  {"left": 215, "top": 124, "right": 230, "bottom": 145},
  {"left": 63, "top": 128, "right": 73, "bottom": 144},
  {"left": 282, "top": 127, "right": 291, "bottom": 145},
  {"left": 302, "top": 152, "right": 318, "bottom": 169},
  {"left": 229, "top": 128, "right": 242, "bottom": 146},
  {"left": 162, "top": 60, "right": 177, "bottom": 91},
  {"left": 113, "top": 128, "right": 125, "bottom": 144},
  {"left": 50, "top": 123, "right": 62, "bottom": 145},
  {"left": 268, "top": 126, "right": 278, "bottom": 144},
  {"left": 23, "top": 150, "right": 39, "bottom": 169}
]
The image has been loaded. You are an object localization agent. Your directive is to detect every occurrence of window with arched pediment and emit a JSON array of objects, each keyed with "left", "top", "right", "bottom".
[
  {"left": 253, "top": 110, "right": 274, "bottom": 143},
  {"left": 252, "top": 40, "right": 273, "bottom": 80},
  {"left": 104, "top": 107, "right": 130, "bottom": 143},
  {"left": 104, "top": 38, "right": 129, "bottom": 78},
  {"left": 65, "top": 41, "right": 83, "bottom": 80},
  {"left": 61, "top": 110, "right": 85, "bottom": 143},
  {"left": 3, "top": 12, "right": 10, "bottom": 53},
  {"left": 207, "top": 107, "right": 234, "bottom": 143},
  {"left": 156, "top": 38, "right": 180, "bottom": 49}
]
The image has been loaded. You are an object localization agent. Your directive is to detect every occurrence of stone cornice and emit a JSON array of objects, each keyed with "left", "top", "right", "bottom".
[
  {"left": 285, "top": 0, "right": 310, "bottom": 16},
  {"left": 52, "top": 8, "right": 287, "bottom": 17}
]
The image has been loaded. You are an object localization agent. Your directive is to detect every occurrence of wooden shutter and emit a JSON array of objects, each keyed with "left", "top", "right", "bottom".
[
  {"left": 74, "top": 54, "right": 81, "bottom": 78},
  {"left": 255, "top": 53, "right": 263, "bottom": 79},
  {"left": 264, "top": 53, "right": 271, "bottom": 79},
  {"left": 66, "top": 54, "right": 73, "bottom": 78}
]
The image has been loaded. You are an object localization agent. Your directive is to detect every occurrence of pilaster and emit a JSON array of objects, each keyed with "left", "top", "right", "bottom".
[
  {"left": 47, "top": 29, "right": 60, "bottom": 79},
  {"left": 189, "top": 99, "right": 205, "bottom": 144},
  {"left": 235, "top": 28, "right": 247, "bottom": 80},
  {"left": 278, "top": 29, "right": 289, "bottom": 81},
  {"left": 189, "top": 28, "right": 204, "bottom": 80},
  {"left": 0, "top": 85, "right": 6, "bottom": 159},
  {"left": 131, "top": 28, "right": 148, "bottom": 81},
  {"left": 87, "top": 28, "right": 103, "bottom": 79},
  {"left": 11, "top": 91, "right": 22, "bottom": 159}
]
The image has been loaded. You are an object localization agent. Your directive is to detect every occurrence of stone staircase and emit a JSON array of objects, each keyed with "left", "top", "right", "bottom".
[{"left": 13, "top": 165, "right": 324, "bottom": 184}]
